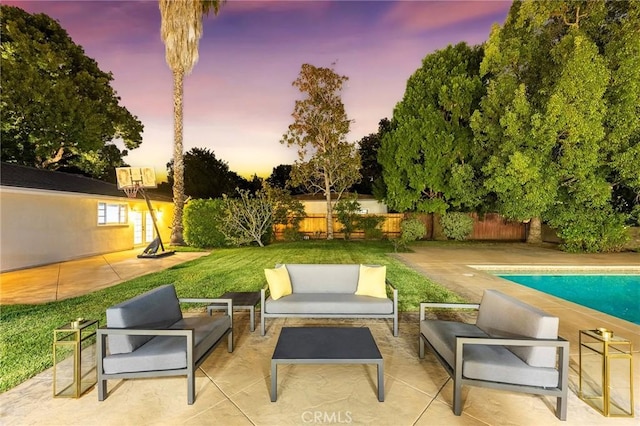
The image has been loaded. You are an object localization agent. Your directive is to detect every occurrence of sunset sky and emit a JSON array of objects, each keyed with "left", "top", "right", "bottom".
[{"left": 6, "top": 0, "right": 512, "bottom": 180}]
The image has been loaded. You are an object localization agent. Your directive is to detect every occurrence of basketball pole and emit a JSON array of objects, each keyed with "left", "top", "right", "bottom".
[{"left": 139, "top": 183, "right": 166, "bottom": 253}]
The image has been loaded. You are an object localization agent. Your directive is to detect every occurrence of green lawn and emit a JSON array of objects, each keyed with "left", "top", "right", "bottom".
[{"left": 0, "top": 240, "right": 464, "bottom": 393}]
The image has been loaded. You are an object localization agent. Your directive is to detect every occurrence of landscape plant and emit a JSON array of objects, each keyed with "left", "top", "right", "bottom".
[
  {"left": 358, "top": 215, "right": 385, "bottom": 240},
  {"left": 221, "top": 188, "right": 273, "bottom": 247},
  {"left": 440, "top": 212, "right": 474, "bottom": 241},
  {"left": 0, "top": 240, "right": 464, "bottom": 393},
  {"left": 334, "top": 195, "right": 361, "bottom": 239},
  {"left": 281, "top": 63, "right": 361, "bottom": 239},
  {"left": 183, "top": 198, "right": 227, "bottom": 247},
  {"left": 393, "top": 217, "right": 427, "bottom": 251}
]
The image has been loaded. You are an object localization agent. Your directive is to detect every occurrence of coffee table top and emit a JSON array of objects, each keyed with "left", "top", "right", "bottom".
[{"left": 272, "top": 327, "right": 382, "bottom": 360}]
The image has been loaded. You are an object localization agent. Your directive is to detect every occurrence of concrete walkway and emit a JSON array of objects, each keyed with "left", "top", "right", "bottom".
[
  {"left": 0, "top": 243, "right": 638, "bottom": 425},
  {"left": 0, "top": 249, "right": 210, "bottom": 305}
]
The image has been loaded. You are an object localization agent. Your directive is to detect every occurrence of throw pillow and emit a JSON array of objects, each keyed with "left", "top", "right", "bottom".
[
  {"left": 355, "top": 264, "right": 387, "bottom": 298},
  {"left": 264, "top": 265, "right": 292, "bottom": 300}
]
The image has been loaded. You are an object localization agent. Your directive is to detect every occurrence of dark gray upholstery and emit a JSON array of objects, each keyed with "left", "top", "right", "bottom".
[
  {"left": 261, "top": 264, "right": 398, "bottom": 336},
  {"left": 106, "top": 284, "right": 182, "bottom": 354},
  {"left": 418, "top": 289, "right": 569, "bottom": 420},
  {"left": 97, "top": 285, "right": 233, "bottom": 405}
]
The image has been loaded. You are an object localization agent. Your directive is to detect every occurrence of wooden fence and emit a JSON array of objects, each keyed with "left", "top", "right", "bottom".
[{"left": 274, "top": 212, "right": 526, "bottom": 241}]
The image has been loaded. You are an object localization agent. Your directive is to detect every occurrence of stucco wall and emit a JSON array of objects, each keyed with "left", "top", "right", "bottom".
[
  {"left": 302, "top": 199, "right": 388, "bottom": 215},
  {"left": 0, "top": 188, "right": 173, "bottom": 272}
]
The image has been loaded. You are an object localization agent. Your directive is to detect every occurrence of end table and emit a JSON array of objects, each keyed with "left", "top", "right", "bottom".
[
  {"left": 579, "top": 328, "right": 634, "bottom": 417},
  {"left": 208, "top": 291, "right": 260, "bottom": 332},
  {"left": 53, "top": 319, "right": 98, "bottom": 398}
]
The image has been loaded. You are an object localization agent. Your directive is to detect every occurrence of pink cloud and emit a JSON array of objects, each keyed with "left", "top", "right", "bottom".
[{"left": 383, "top": 0, "right": 511, "bottom": 32}]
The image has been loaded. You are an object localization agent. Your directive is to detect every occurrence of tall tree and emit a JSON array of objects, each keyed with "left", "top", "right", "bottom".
[
  {"left": 352, "top": 118, "right": 391, "bottom": 196},
  {"left": 379, "top": 43, "right": 485, "bottom": 214},
  {"left": 281, "top": 63, "right": 361, "bottom": 239},
  {"left": 473, "top": 0, "right": 638, "bottom": 251},
  {"left": 159, "top": 0, "right": 222, "bottom": 245},
  {"left": 0, "top": 5, "right": 142, "bottom": 178},
  {"left": 166, "top": 147, "right": 247, "bottom": 199}
]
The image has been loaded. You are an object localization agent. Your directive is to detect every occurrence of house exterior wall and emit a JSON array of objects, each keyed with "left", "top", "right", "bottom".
[
  {"left": 301, "top": 199, "right": 388, "bottom": 214},
  {"left": 0, "top": 187, "right": 173, "bottom": 272}
]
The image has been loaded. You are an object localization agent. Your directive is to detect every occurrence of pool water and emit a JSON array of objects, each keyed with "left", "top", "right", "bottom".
[{"left": 496, "top": 274, "right": 640, "bottom": 325}]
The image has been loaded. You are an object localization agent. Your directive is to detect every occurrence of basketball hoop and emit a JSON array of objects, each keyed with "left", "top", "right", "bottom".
[{"left": 122, "top": 183, "right": 140, "bottom": 198}]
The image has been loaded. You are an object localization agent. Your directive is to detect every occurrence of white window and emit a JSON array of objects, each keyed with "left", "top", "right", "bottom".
[{"left": 97, "top": 202, "right": 127, "bottom": 225}]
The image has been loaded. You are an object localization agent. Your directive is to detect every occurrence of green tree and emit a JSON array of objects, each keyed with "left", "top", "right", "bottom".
[
  {"left": 265, "top": 185, "right": 306, "bottom": 241},
  {"left": 281, "top": 63, "right": 361, "bottom": 239},
  {"left": 159, "top": 0, "right": 222, "bottom": 245},
  {"left": 334, "top": 194, "right": 361, "bottom": 240},
  {"left": 352, "top": 118, "right": 391, "bottom": 196},
  {"left": 166, "top": 147, "right": 247, "bottom": 199},
  {"left": 473, "top": 0, "right": 638, "bottom": 250},
  {"left": 0, "top": 5, "right": 142, "bottom": 178},
  {"left": 379, "top": 43, "right": 485, "bottom": 215}
]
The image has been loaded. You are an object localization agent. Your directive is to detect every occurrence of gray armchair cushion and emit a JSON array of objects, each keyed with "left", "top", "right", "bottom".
[
  {"left": 476, "top": 290, "right": 559, "bottom": 368},
  {"left": 103, "top": 315, "right": 231, "bottom": 374},
  {"left": 106, "top": 285, "right": 183, "bottom": 355},
  {"left": 420, "top": 319, "right": 559, "bottom": 388}
]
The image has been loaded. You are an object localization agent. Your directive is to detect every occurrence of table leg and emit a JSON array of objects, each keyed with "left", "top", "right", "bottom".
[
  {"left": 377, "top": 362, "right": 384, "bottom": 402},
  {"left": 270, "top": 361, "right": 277, "bottom": 402},
  {"left": 250, "top": 307, "right": 255, "bottom": 332}
]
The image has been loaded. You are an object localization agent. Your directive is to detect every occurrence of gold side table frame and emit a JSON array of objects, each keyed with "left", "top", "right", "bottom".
[
  {"left": 579, "top": 329, "right": 634, "bottom": 417},
  {"left": 53, "top": 319, "right": 98, "bottom": 398}
]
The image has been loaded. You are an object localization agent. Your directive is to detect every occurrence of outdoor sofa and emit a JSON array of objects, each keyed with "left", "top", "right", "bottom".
[
  {"left": 419, "top": 289, "right": 569, "bottom": 420},
  {"left": 261, "top": 263, "right": 398, "bottom": 336},
  {"left": 96, "top": 284, "right": 233, "bottom": 404}
]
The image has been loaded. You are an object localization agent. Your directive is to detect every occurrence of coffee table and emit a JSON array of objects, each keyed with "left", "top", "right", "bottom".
[
  {"left": 207, "top": 291, "right": 260, "bottom": 331},
  {"left": 270, "top": 327, "right": 384, "bottom": 402}
]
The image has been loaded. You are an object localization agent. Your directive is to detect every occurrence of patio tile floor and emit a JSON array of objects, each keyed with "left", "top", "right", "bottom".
[{"left": 0, "top": 244, "right": 638, "bottom": 425}]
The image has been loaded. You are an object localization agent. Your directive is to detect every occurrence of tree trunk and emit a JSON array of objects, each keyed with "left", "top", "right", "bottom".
[
  {"left": 325, "top": 178, "right": 333, "bottom": 240},
  {"left": 170, "top": 68, "right": 186, "bottom": 245},
  {"left": 527, "top": 216, "right": 542, "bottom": 244}
]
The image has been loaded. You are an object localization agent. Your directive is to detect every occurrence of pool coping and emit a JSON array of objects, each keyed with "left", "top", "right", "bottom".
[{"left": 469, "top": 264, "right": 640, "bottom": 274}]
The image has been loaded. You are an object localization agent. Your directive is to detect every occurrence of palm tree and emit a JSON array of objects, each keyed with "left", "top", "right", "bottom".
[{"left": 159, "top": 0, "right": 222, "bottom": 245}]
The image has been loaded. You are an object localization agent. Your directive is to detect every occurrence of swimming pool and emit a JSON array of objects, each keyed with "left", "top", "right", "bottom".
[{"left": 496, "top": 273, "right": 640, "bottom": 325}]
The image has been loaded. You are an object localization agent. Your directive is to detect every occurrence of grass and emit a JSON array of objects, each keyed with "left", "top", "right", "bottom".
[{"left": 0, "top": 240, "right": 465, "bottom": 394}]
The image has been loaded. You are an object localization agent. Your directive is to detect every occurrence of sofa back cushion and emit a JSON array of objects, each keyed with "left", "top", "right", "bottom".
[
  {"left": 278, "top": 264, "right": 360, "bottom": 294},
  {"left": 476, "top": 289, "right": 559, "bottom": 368},
  {"left": 106, "top": 284, "right": 183, "bottom": 355}
]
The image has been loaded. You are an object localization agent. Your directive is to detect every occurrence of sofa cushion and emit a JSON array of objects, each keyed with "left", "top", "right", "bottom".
[
  {"left": 476, "top": 290, "right": 559, "bottom": 368},
  {"left": 355, "top": 265, "right": 387, "bottom": 298},
  {"left": 281, "top": 264, "right": 360, "bottom": 294},
  {"left": 106, "top": 284, "right": 183, "bottom": 355},
  {"left": 266, "top": 293, "right": 393, "bottom": 314},
  {"left": 420, "top": 319, "right": 559, "bottom": 388},
  {"left": 265, "top": 265, "right": 292, "bottom": 300},
  {"left": 102, "top": 315, "right": 231, "bottom": 374}
]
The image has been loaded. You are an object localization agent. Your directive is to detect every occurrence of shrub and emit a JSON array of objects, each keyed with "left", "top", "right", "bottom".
[
  {"left": 183, "top": 198, "right": 228, "bottom": 248},
  {"left": 393, "top": 217, "right": 426, "bottom": 251},
  {"left": 334, "top": 195, "right": 361, "bottom": 240},
  {"left": 358, "top": 215, "right": 385, "bottom": 240},
  {"left": 440, "top": 212, "right": 474, "bottom": 241}
]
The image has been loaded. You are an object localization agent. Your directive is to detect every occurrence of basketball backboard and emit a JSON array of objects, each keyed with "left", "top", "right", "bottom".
[{"left": 116, "top": 167, "right": 157, "bottom": 189}]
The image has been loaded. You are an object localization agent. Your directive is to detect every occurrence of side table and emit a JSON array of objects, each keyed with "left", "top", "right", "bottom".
[
  {"left": 53, "top": 319, "right": 98, "bottom": 398},
  {"left": 208, "top": 291, "right": 260, "bottom": 332},
  {"left": 579, "top": 329, "right": 634, "bottom": 417}
]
